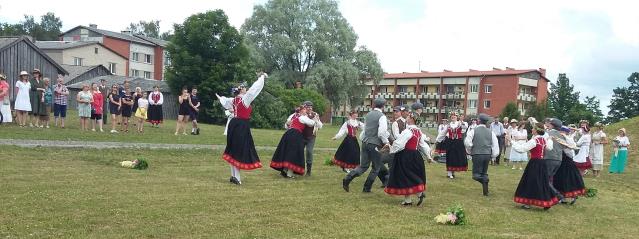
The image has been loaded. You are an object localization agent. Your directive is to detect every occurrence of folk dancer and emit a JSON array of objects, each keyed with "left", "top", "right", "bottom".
[{"left": 464, "top": 113, "right": 499, "bottom": 196}]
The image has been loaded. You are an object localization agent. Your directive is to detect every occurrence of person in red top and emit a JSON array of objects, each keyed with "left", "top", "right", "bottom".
[
  {"left": 512, "top": 122, "right": 558, "bottom": 210},
  {"left": 331, "top": 111, "right": 364, "bottom": 172},
  {"left": 90, "top": 83, "right": 104, "bottom": 132},
  {"left": 270, "top": 104, "right": 316, "bottom": 178},
  {"left": 436, "top": 112, "right": 469, "bottom": 179},
  {"left": 385, "top": 107, "right": 432, "bottom": 206},
  {"left": 217, "top": 72, "right": 267, "bottom": 185},
  {"left": 0, "top": 74, "right": 11, "bottom": 123}
]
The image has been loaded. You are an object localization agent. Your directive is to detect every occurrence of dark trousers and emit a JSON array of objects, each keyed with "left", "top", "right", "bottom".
[
  {"left": 345, "top": 143, "right": 388, "bottom": 190},
  {"left": 103, "top": 101, "right": 108, "bottom": 124},
  {"left": 303, "top": 137, "right": 316, "bottom": 167},
  {"left": 546, "top": 159, "right": 562, "bottom": 197},
  {"left": 472, "top": 154, "right": 491, "bottom": 183},
  {"left": 495, "top": 136, "right": 505, "bottom": 164}
]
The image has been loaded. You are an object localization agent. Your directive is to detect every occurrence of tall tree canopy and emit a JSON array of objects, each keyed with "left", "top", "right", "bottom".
[
  {"left": 0, "top": 13, "right": 62, "bottom": 40},
  {"left": 128, "top": 20, "right": 173, "bottom": 40},
  {"left": 548, "top": 73, "right": 580, "bottom": 121},
  {"left": 499, "top": 101, "right": 521, "bottom": 122},
  {"left": 607, "top": 72, "right": 639, "bottom": 123},
  {"left": 165, "top": 10, "right": 253, "bottom": 124}
]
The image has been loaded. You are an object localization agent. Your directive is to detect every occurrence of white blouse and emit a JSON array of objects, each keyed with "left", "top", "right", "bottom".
[
  {"left": 615, "top": 136, "right": 630, "bottom": 149},
  {"left": 435, "top": 121, "right": 465, "bottom": 142},
  {"left": 514, "top": 135, "right": 553, "bottom": 153},
  {"left": 390, "top": 125, "right": 431, "bottom": 158},
  {"left": 334, "top": 119, "right": 364, "bottom": 139},
  {"left": 217, "top": 74, "right": 266, "bottom": 109}
]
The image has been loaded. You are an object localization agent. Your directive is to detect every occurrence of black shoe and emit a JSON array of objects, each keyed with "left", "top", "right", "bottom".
[
  {"left": 362, "top": 188, "right": 371, "bottom": 193},
  {"left": 191, "top": 131, "right": 195, "bottom": 135},
  {"left": 342, "top": 178, "right": 351, "bottom": 192},
  {"left": 417, "top": 193, "right": 426, "bottom": 206},
  {"left": 521, "top": 205, "right": 531, "bottom": 209},
  {"left": 401, "top": 201, "right": 413, "bottom": 206},
  {"left": 280, "top": 171, "right": 287, "bottom": 178},
  {"left": 482, "top": 182, "right": 489, "bottom": 196},
  {"left": 570, "top": 196, "right": 578, "bottom": 205},
  {"left": 543, "top": 207, "right": 551, "bottom": 211},
  {"left": 229, "top": 177, "right": 234, "bottom": 183},
  {"left": 196, "top": 128, "right": 200, "bottom": 135},
  {"left": 305, "top": 166, "right": 312, "bottom": 177},
  {"left": 230, "top": 176, "right": 241, "bottom": 185},
  {"left": 558, "top": 194, "right": 567, "bottom": 204}
]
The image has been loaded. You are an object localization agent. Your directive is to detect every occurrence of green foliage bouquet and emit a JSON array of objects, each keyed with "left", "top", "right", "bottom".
[{"left": 120, "top": 158, "right": 149, "bottom": 170}]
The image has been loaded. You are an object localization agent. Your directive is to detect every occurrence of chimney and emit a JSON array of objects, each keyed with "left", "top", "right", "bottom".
[
  {"left": 421, "top": 70, "right": 429, "bottom": 73},
  {"left": 89, "top": 24, "right": 98, "bottom": 29},
  {"left": 121, "top": 30, "right": 132, "bottom": 35},
  {"left": 403, "top": 72, "right": 410, "bottom": 74},
  {"left": 443, "top": 69, "right": 452, "bottom": 72},
  {"left": 493, "top": 67, "right": 502, "bottom": 71},
  {"left": 505, "top": 67, "right": 514, "bottom": 70},
  {"left": 538, "top": 68, "right": 546, "bottom": 76},
  {"left": 469, "top": 69, "right": 477, "bottom": 72}
]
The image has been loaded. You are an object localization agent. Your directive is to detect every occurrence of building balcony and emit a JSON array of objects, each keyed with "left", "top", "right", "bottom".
[
  {"left": 418, "top": 92, "right": 439, "bottom": 99},
  {"left": 441, "top": 93, "right": 465, "bottom": 100},
  {"left": 367, "top": 92, "right": 394, "bottom": 99},
  {"left": 517, "top": 93, "right": 537, "bottom": 102},
  {"left": 396, "top": 92, "right": 417, "bottom": 99},
  {"left": 355, "top": 106, "right": 372, "bottom": 112}
]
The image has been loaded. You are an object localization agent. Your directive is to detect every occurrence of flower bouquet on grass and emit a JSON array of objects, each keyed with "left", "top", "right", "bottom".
[
  {"left": 120, "top": 158, "right": 149, "bottom": 170},
  {"left": 434, "top": 204, "right": 467, "bottom": 225},
  {"left": 585, "top": 188, "right": 598, "bottom": 198}
]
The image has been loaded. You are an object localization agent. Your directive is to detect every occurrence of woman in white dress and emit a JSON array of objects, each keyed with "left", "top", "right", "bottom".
[
  {"left": 573, "top": 126, "right": 592, "bottom": 175},
  {"left": 590, "top": 123, "right": 607, "bottom": 177},
  {"left": 14, "top": 71, "right": 32, "bottom": 127},
  {"left": 504, "top": 119, "right": 518, "bottom": 166},
  {"left": 509, "top": 121, "right": 529, "bottom": 170}
]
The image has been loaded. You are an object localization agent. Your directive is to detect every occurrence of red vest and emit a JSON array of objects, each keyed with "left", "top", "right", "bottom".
[
  {"left": 151, "top": 92, "right": 161, "bottom": 104},
  {"left": 289, "top": 114, "right": 305, "bottom": 133},
  {"left": 233, "top": 97, "right": 252, "bottom": 120},
  {"left": 405, "top": 128, "right": 422, "bottom": 150},
  {"left": 530, "top": 137, "right": 546, "bottom": 159},
  {"left": 447, "top": 125, "right": 463, "bottom": 140},
  {"left": 347, "top": 124, "right": 358, "bottom": 138}
]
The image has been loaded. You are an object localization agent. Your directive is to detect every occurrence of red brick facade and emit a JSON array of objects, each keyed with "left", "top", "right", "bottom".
[
  {"left": 153, "top": 46, "right": 163, "bottom": 80},
  {"left": 102, "top": 36, "right": 131, "bottom": 76}
]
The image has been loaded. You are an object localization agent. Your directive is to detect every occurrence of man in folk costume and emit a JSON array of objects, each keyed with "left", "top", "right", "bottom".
[
  {"left": 436, "top": 112, "right": 468, "bottom": 179},
  {"left": 216, "top": 73, "right": 268, "bottom": 185},
  {"left": 464, "top": 114, "right": 499, "bottom": 196},
  {"left": 543, "top": 118, "right": 569, "bottom": 202},
  {"left": 343, "top": 97, "right": 391, "bottom": 193},
  {"left": 301, "top": 101, "right": 323, "bottom": 176}
]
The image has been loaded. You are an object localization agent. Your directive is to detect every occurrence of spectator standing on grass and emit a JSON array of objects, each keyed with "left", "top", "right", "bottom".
[
  {"left": 53, "top": 76, "right": 69, "bottom": 128},
  {"left": 29, "top": 69, "right": 46, "bottom": 128},
  {"left": 135, "top": 91, "right": 149, "bottom": 133},
  {"left": 14, "top": 71, "right": 31, "bottom": 127},
  {"left": 609, "top": 128, "right": 630, "bottom": 174},
  {"left": 590, "top": 122, "right": 607, "bottom": 177},
  {"left": 108, "top": 85, "right": 121, "bottom": 133},
  {"left": 98, "top": 79, "right": 108, "bottom": 125},
  {"left": 76, "top": 84, "right": 93, "bottom": 131},
  {"left": 0, "top": 74, "right": 12, "bottom": 123},
  {"left": 120, "top": 89, "right": 134, "bottom": 133},
  {"left": 131, "top": 87, "right": 143, "bottom": 127},
  {"left": 90, "top": 83, "right": 104, "bottom": 132},
  {"left": 41, "top": 78, "right": 53, "bottom": 128},
  {"left": 490, "top": 118, "right": 506, "bottom": 165},
  {"left": 147, "top": 85, "right": 164, "bottom": 127},
  {"left": 175, "top": 88, "right": 190, "bottom": 136},
  {"left": 189, "top": 87, "right": 201, "bottom": 135}
]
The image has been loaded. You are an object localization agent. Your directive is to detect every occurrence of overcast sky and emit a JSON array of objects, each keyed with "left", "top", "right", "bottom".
[{"left": 1, "top": 0, "right": 638, "bottom": 113}]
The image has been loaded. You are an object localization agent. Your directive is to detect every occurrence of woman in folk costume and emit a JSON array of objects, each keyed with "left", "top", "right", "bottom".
[
  {"left": 513, "top": 122, "right": 558, "bottom": 210},
  {"left": 434, "top": 118, "right": 448, "bottom": 161},
  {"left": 147, "top": 85, "right": 164, "bottom": 127},
  {"left": 270, "top": 104, "right": 316, "bottom": 178},
  {"left": 609, "top": 128, "right": 630, "bottom": 174},
  {"left": 553, "top": 126, "right": 585, "bottom": 205},
  {"left": 436, "top": 112, "right": 468, "bottom": 179},
  {"left": 573, "top": 125, "right": 592, "bottom": 175},
  {"left": 385, "top": 105, "right": 431, "bottom": 206},
  {"left": 590, "top": 122, "right": 607, "bottom": 177},
  {"left": 216, "top": 73, "right": 268, "bottom": 185},
  {"left": 509, "top": 121, "right": 529, "bottom": 170},
  {"left": 331, "top": 111, "right": 364, "bottom": 172}
]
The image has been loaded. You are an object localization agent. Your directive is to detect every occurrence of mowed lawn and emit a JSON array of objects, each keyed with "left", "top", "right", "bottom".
[{"left": 2, "top": 146, "right": 639, "bottom": 238}]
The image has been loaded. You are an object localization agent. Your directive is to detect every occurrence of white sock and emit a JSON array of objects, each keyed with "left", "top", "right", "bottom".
[
  {"left": 404, "top": 196, "right": 412, "bottom": 203},
  {"left": 233, "top": 166, "right": 241, "bottom": 182},
  {"left": 286, "top": 169, "right": 294, "bottom": 177},
  {"left": 447, "top": 171, "right": 453, "bottom": 177},
  {"left": 230, "top": 166, "right": 236, "bottom": 178}
]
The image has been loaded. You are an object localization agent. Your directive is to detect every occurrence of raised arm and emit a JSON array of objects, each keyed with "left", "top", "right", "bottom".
[
  {"left": 216, "top": 94, "right": 234, "bottom": 110},
  {"left": 514, "top": 137, "right": 538, "bottom": 153},
  {"left": 242, "top": 74, "right": 267, "bottom": 107}
]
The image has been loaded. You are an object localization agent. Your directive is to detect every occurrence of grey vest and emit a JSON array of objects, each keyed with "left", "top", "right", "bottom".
[
  {"left": 471, "top": 126, "right": 493, "bottom": 155},
  {"left": 544, "top": 130, "right": 563, "bottom": 161},
  {"left": 363, "top": 110, "right": 384, "bottom": 146}
]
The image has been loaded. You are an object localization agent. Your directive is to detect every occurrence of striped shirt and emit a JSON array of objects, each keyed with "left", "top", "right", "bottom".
[{"left": 54, "top": 84, "right": 68, "bottom": 105}]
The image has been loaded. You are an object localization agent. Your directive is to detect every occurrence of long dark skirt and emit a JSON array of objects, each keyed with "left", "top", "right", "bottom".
[
  {"left": 384, "top": 149, "right": 426, "bottom": 195},
  {"left": 574, "top": 157, "right": 592, "bottom": 171},
  {"left": 435, "top": 141, "right": 447, "bottom": 154},
  {"left": 222, "top": 118, "right": 262, "bottom": 170},
  {"left": 332, "top": 135, "right": 360, "bottom": 169},
  {"left": 444, "top": 138, "right": 467, "bottom": 171},
  {"left": 553, "top": 154, "right": 586, "bottom": 198},
  {"left": 514, "top": 159, "right": 559, "bottom": 208},
  {"left": 270, "top": 128, "right": 305, "bottom": 175},
  {"left": 147, "top": 104, "right": 163, "bottom": 124}
]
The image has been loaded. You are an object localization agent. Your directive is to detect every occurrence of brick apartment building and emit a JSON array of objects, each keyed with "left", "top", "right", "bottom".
[
  {"left": 355, "top": 68, "right": 549, "bottom": 127},
  {"left": 59, "top": 24, "right": 168, "bottom": 80}
]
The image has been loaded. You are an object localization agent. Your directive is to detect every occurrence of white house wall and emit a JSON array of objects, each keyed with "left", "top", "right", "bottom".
[{"left": 129, "top": 43, "right": 155, "bottom": 78}]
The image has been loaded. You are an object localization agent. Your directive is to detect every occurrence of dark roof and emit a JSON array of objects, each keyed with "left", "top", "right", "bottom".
[
  {"left": 61, "top": 26, "right": 164, "bottom": 47},
  {"left": 0, "top": 36, "right": 69, "bottom": 75},
  {"left": 61, "top": 64, "right": 111, "bottom": 81},
  {"left": 134, "top": 34, "right": 169, "bottom": 47},
  {"left": 384, "top": 68, "right": 549, "bottom": 82},
  {"left": 35, "top": 41, "right": 97, "bottom": 50},
  {"left": 67, "top": 75, "right": 169, "bottom": 92}
]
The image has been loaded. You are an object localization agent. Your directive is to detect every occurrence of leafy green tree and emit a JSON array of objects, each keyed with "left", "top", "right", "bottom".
[
  {"left": 584, "top": 96, "right": 603, "bottom": 123},
  {"left": 0, "top": 13, "right": 61, "bottom": 40},
  {"left": 607, "top": 72, "right": 639, "bottom": 123},
  {"left": 499, "top": 101, "right": 521, "bottom": 122},
  {"left": 165, "top": 10, "right": 253, "bottom": 124},
  {"left": 350, "top": 46, "right": 383, "bottom": 109},
  {"left": 548, "top": 73, "right": 581, "bottom": 121},
  {"left": 527, "top": 100, "right": 551, "bottom": 121},
  {"left": 129, "top": 20, "right": 161, "bottom": 38},
  {"left": 38, "top": 13, "right": 62, "bottom": 40}
]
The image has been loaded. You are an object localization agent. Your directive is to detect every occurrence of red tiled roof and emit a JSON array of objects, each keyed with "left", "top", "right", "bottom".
[{"left": 384, "top": 69, "right": 548, "bottom": 81}]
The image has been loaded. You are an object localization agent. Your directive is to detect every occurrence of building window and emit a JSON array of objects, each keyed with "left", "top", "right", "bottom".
[
  {"left": 132, "top": 52, "right": 139, "bottom": 61},
  {"left": 484, "top": 100, "right": 491, "bottom": 109},
  {"left": 399, "top": 99, "right": 408, "bottom": 106},
  {"left": 144, "top": 71, "right": 152, "bottom": 79},
  {"left": 94, "top": 48, "right": 99, "bottom": 54},
  {"left": 470, "top": 84, "right": 479, "bottom": 93},
  {"left": 446, "top": 85, "right": 455, "bottom": 94},
  {"left": 108, "top": 63, "right": 116, "bottom": 74},
  {"left": 130, "top": 69, "right": 140, "bottom": 77},
  {"left": 145, "top": 54, "right": 152, "bottom": 64},
  {"left": 398, "top": 86, "right": 407, "bottom": 93},
  {"left": 73, "top": 57, "right": 83, "bottom": 66},
  {"left": 469, "top": 100, "right": 478, "bottom": 109},
  {"left": 484, "top": 85, "right": 492, "bottom": 93}
]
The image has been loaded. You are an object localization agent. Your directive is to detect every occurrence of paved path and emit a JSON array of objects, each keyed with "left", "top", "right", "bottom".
[{"left": 0, "top": 139, "right": 336, "bottom": 151}]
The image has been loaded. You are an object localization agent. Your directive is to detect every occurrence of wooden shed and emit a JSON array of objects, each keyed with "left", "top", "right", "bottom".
[
  {"left": 62, "top": 64, "right": 112, "bottom": 85},
  {"left": 0, "top": 36, "right": 69, "bottom": 101}
]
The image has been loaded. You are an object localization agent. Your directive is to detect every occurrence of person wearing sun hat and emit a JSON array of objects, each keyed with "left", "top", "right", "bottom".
[
  {"left": 609, "top": 128, "right": 630, "bottom": 173},
  {"left": 28, "top": 68, "right": 47, "bottom": 127},
  {"left": 14, "top": 71, "right": 32, "bottom": 126},
  {"left": 0, "top": 73, "right": 12, "bottom": 123}
]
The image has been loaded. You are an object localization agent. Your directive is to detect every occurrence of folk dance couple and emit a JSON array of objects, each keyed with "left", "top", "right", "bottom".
[{"left": 341, "top": 98, "right": 431, "bottom": 206}]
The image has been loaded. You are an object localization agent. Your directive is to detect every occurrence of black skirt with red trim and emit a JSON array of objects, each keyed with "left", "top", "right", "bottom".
[
  {"left": 574, "top": 157, "right": 592, "bottom": 170},
  {"left": 514, "top": 158, "right": 559, "bottom": 208},
  {"left": 147, "top": 104, "right": 163, "bottom": 124},
  {"left": 332, "top": 135, "right": 360, "bottom": 169},
  {"left": 270, "top": 128, "right": 305, "bottom": 175},
  {"left": 222, "top": 118, "right": 262, "bottom": 170},
  {"left": 444, "top": 138, "right": 467, "bottom": 171},
  {"left": 384, "top": 149, "right": 426, "bottom": 195},
  {"left": 435, "top": 141, "right": 447, "bottom": 154},
  {"left": 553, "top": 154, "right": 586, "bottom": 198}
]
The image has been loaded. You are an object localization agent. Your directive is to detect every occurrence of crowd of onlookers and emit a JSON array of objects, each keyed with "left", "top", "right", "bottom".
[{"left": 0, "top": 69, "right": 201, "bottom": 136}]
